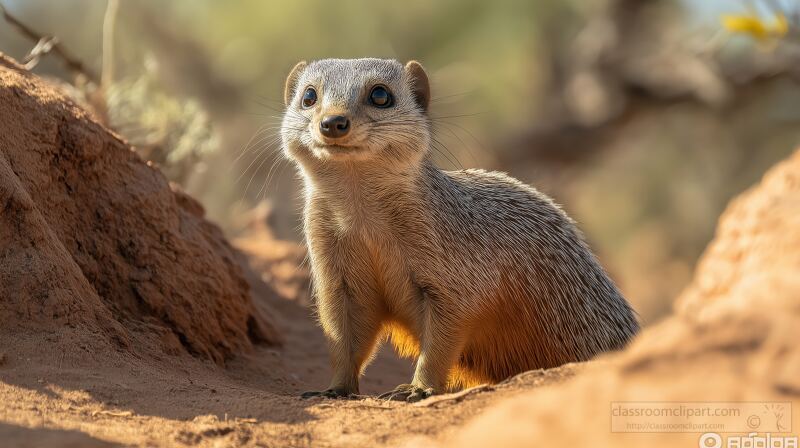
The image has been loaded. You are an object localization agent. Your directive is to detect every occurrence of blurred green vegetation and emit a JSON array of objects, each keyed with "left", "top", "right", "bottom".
[{"left": 2, "top": 0, "right": 800, "bottom": 322}]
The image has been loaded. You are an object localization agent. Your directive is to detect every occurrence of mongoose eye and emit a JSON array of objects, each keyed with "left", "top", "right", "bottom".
[
  {"left": 301, "top": 87, "right": 317, "bottom": 108},
  {"left": 369, "top": 85, "right": 393, "bottom": 108}
]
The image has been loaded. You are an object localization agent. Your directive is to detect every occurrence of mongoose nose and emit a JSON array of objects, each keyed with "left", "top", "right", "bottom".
[{"left": 319, "top": 115, "right": 350, "bottom": 138}]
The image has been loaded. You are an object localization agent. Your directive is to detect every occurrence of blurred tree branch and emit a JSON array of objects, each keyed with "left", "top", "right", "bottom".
[
  {"left": 0, "top": 2, "right": 98, "bottom": 84},
  {"left": 499, "top": 0, "right": 800, "bottom": 168}
]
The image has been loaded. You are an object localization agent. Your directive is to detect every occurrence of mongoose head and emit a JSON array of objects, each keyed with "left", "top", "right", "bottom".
[{"left": 281, "top": 58, "right": 431, "bottom": 169}]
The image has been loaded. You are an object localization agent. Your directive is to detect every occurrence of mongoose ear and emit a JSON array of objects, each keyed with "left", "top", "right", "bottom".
[
  {"left": 284, "top": 61, "right": 308, "bottom": 106},
  {"left": 405, "top": 60, "right": 430, "bottom": 112}
]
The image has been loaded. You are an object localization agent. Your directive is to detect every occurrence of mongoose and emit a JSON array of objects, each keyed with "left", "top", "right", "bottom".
[{"left": 281, "top": 58, "right": 639, "bottom": 402}]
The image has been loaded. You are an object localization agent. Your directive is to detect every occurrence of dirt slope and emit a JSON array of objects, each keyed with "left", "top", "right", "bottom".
[{"left": 0, "top": 53, "right": 279, "bottom": 365}]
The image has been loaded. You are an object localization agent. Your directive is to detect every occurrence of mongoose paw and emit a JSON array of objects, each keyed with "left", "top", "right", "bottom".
[
  {"left": 300, "top": 388, "right": 358, "bottom": 400},
  {"left": 378, "top": 384, "right": 434, "bottom": 403}
]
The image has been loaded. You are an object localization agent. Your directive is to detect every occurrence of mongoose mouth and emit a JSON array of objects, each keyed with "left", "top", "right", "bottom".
[
  {"left": 313, "top": 140, "right": 365, "bottom": 155},
  {"left": 312, "top": 144, "right": 370, "bottom": 160},
  {"left": 317, "top": 143, "right": 353, "bottom": 150}
]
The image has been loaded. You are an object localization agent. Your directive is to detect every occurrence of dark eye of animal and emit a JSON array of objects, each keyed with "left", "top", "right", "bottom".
[
  {"left": 302, "top": 87, "right": 317, "bottom": 108},
  {"left": 369, "top": 85, "right": 393, "bottom": 108}
]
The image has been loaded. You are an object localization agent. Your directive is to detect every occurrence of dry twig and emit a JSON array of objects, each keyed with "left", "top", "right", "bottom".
[
  {"left": 102, "top": 0, "right": 119, "bottom": 88},
  {"left": 0, "top": 3, "right": 99, "bottom": 83}
]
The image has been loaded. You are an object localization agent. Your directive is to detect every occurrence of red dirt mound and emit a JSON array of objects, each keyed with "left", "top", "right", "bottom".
[
  {"left": 419, "top": 149, "right": 800, "bottom": 447},
  {"left": 0, "top": 54, "right": 279, "bottom": 364}
]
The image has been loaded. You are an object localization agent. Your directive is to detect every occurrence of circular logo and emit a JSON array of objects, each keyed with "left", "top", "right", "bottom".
[
  {"left": 699, "top": 432, "right": 722, "bottom": 448},
  {"left": 747, "top": 414, "right": 761, "bottom": 429}
]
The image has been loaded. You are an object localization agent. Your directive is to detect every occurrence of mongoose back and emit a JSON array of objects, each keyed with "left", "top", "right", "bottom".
[{"left": 281, "top": 58, "right": 639, "bottom": 402}]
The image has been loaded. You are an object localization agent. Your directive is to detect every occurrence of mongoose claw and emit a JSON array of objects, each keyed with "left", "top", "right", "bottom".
[
  {"left": 378, "top": 384, "right": 434, "bottom": 402},
  {"left": 406, "top": 388, "right": 434, "bottom": 403},
  {"left": 300, "top": 388, "right": 355, "bottom": 399}
]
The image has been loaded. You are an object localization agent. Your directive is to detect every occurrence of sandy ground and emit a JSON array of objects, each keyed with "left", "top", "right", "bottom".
[{"left": 0, "top": 250, "right": 577, "bottom": 448}]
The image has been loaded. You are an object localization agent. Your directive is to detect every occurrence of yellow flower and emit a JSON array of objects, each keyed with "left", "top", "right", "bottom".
[
  {"left": 722, "top": 13, "right": 789, "bottom": 40},
  {"left": 774, "top": 13, "right": 789, "bottom": 36}
]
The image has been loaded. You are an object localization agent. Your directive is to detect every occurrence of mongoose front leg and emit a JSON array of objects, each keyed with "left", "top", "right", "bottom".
[
  {"left": 380, "top": 305, "right": 464, "bottom": 402},
  {"left": 301, "top": 278, "right": 383, "bottom": 399}
]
